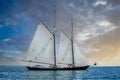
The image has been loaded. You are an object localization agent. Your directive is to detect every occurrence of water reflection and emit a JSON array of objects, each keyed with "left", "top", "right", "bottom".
[{"left": 25, "top": 70, "right": 85, "bottom": 80}]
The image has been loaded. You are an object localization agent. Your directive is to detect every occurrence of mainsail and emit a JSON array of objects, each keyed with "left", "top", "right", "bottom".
[
  {"left": 25, "top": 22, "right": 54, "bottom": 64},
  {"left": 74, "top": 43, "right": 87, "bottom": 66},
  {"left": 57, "top": 31, "right": 72, "bottom": 64}
]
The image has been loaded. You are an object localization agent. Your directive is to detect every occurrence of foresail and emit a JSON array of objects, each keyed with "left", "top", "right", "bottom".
[
  {"left": 57, "top": 31, "right": 72, "bottom": 64},
  {"left": 25, "top": 22, "right": 54, "bottom": 64},
  {"left": 74, "top": 43, "right": 87, "bottom": 66}
]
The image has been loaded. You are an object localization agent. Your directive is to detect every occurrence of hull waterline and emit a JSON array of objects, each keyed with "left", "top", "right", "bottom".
[{"left": 26, "top": 65, "right": 89, "bottom": 70}]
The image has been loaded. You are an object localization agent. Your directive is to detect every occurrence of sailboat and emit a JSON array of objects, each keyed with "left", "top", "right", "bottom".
[{"left": 24, "top": 21, "right": 90, "bottom": 70}]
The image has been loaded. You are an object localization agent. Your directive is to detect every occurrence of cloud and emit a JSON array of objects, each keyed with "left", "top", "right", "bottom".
[
  {"left": 2, "top": 38, "right": 10, "bottom": 42},
  {"left": 93, "top": 0, "right": 108, "bottom": 7},
  {"left": 0, "top": 24, "right": 3, "bottom": 28},
  {"left": 82, "top": 47, "right": 100, "bottom": 54},
  {"left": 75, "top": 20, "right": 117, "bottom": 43},
  {"left": 89, "top": 20, "right": 117, "bottom": 37},
  {"left": 68, "top": 2, "right": 75, "bottom": 8},
  {"left": 106, "top": 3, "right": 120, "bottom": 11},
  {"left": 95, "top": 20, "right": 117, "bottom": 35},
  {"left": 96, "top": 20, "right": 111, "bottom": 27},
  {"left": 0, "top": 49, "right": 24, "bottom": 60},
  {"left": 0, "top": 50, "right": 22, "bottom": 54},
  {"left": 76, "top": 32, "right": 91, "bottom": 41}
]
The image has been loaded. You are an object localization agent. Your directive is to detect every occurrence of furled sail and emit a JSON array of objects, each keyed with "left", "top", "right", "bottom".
[
  {"left": 25, "top": 22, "right": 54, "bottom": 64},
  {"left": 74, "top": 43, "right": 87, "bottom": 66},
  {"left": 57, "top": 31, "right": 72, "bottom": 64}
]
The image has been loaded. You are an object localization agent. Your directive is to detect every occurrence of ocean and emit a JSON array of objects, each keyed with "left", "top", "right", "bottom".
[{"left": 0, "top": 66, "right": 120, "bottom": 80}]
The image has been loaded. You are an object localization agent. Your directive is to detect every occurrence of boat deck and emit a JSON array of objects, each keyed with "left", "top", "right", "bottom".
[{"left": 26, "top": 65, "right": 89, "bottom": 70}]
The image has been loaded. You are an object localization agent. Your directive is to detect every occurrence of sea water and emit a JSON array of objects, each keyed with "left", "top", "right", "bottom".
[{"left": 0, "top": 66, "right": 120, "bottom": 80}]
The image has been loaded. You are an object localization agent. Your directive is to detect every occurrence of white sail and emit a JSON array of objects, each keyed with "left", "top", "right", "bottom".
[
  {"left": 74, "top": 43, "right": 87, "bottom": 66},
  {"left": 57, "top": 31, "right": 72, "bottom": 64},
  {"left": 25, "top": 22, "right": 54, "bottom": 64}
]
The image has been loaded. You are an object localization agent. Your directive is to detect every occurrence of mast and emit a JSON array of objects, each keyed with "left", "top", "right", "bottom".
[
  {"left": 53, "top": 4, "right": 56, "bottom": 67},
  {"left": 71, "top": 19, "right": 75, "bottom": 67}
]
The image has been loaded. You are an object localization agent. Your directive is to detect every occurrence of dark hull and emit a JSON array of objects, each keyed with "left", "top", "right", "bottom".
[{"left": 26, "top": 65, "right": 89, "bottom": 70}]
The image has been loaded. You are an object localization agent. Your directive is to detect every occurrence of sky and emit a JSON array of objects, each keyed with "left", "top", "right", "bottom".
[{"left": 0, "top": 0, "right": 120, "bottom": 66}]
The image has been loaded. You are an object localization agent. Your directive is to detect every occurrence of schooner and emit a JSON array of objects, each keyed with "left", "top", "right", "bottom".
[
  {"left": 24, "top": 20, "right": 90, "bottom": 70},
  {"left": 24, "top": 3, "right": 90, "bottom": 70}
]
